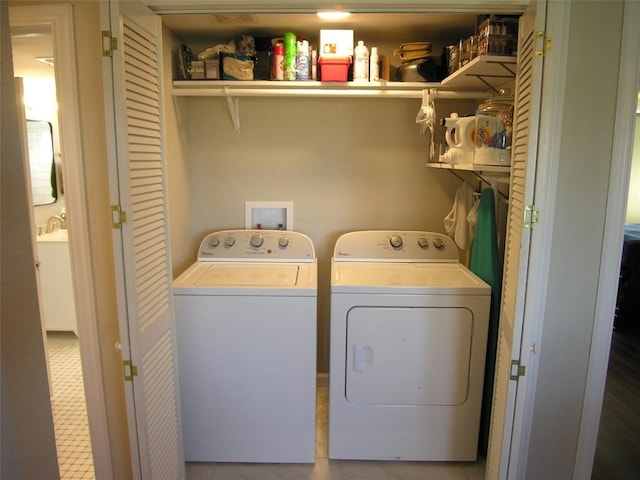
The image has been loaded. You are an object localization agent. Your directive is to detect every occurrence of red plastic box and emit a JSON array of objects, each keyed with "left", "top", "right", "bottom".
[{"left": 318, "top": 55, "right": 352, "bottom": 82}]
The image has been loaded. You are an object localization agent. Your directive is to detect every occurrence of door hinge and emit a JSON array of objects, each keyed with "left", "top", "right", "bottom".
[
  {"left": 535, "top": 31, "right": 552, "bottom": 57},
  {"left": 111, "top": 205, "right": 127, "bottom": 229},
  {"left": 524, "top": 204, "right": 539, "bottom": 229},
  {"left": 510, "top": 359, "right": 526, "bottom": 381},
  {"left": 123, "top": 360, "right": 138, "bottom": 382},
  {"left": 102, "top": 30, "right": 117, "bottom": 57}
]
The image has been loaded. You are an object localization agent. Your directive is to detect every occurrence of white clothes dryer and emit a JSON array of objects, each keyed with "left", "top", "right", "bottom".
[
  {"left": 174, "top": 230, "right": 317, "bottom": 463},
  {"left": 329, "top": 230, "right": 490, "bottom": 461}
]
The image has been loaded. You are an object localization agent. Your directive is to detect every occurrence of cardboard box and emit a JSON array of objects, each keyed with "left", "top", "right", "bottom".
[
  {"left": 204, "top": 59, "right": 219, "bottom": 79},
  {"left": 319, "top": 55, "right": 351, "bottom": 82},
  {"left": 320, "top": 30, "right": 354, "bottom": 57},
  {"left": 189, "top": 60, "right": 205, "bottom": 80}
]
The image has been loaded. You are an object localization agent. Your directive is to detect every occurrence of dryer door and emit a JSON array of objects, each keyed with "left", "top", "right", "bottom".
[{"left": 346, "top": 306, "right": 473, "bottom": 406}]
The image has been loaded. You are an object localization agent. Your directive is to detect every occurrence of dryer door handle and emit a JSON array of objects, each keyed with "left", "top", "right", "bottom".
[{"left": 353, "top": 344, "right": 373, "bottom": 372}]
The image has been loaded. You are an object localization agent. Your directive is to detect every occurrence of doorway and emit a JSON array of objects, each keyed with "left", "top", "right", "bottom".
[
  {"left": 11, "top": 18, "right": 95, "bottom": 480},
  {"left": 592, "top": 101, "right": 640, "bottom": 479},
  {"left": 9, "top": 4, "right": 113, "bottom": 478}
]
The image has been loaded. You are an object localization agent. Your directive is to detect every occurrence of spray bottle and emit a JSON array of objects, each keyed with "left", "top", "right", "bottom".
[{"left": 283, "top": 32, "right": 296, "bottom": 80}]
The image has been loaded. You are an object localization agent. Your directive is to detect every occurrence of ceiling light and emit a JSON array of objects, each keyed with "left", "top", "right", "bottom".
[{"left": 317, "top": 11, "right": 351, "bottom": 21}]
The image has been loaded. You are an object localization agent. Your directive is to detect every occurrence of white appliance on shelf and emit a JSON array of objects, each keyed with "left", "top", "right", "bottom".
[
  {"left": 173, "top": 229, "right": 317, "bottom": 463},
  {"left": 328, "top": 230, "right": 491, "bottom": 461}
]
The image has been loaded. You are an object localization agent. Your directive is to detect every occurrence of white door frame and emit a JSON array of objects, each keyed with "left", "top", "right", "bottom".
[
  {"left": 573, "top": 1, "right": 640, "bottom": 478},
  {"left": 9, "top": 5, "right": 113, "bottom": 478}
]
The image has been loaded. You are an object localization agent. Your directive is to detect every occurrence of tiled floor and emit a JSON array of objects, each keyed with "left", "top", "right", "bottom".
[
  {"left": 186, "top": 387, "right": 486, "bottom": 480},
  {"left": 47, "top": 332, "right": 96, "bottom": 480}
]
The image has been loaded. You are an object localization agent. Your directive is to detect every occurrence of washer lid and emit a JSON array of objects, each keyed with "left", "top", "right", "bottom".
[
  {"left": 331, "top": 261, "right": 490, "bottom": 295},
  {"left": 174, "top": 261, "right": 317, "bottom": 295},
  {"left": 184, "top": 263, "right": 300, "bottom": 286}
]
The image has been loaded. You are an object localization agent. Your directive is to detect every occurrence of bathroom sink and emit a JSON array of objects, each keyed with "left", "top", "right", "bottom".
[{"left": 37, "top": 229, "right": 69, "bottom": 242}]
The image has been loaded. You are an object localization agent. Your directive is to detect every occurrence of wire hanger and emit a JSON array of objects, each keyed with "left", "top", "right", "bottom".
[{"left": 446, "top": 169, "right": 509, "bottom": 201}]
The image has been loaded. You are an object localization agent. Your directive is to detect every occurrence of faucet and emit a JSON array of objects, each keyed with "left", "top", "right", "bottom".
[{"left": 46, "top": 215, "right": 65, "bottom": 233}]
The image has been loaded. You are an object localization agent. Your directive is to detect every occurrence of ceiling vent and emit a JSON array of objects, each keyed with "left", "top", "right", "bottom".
[{"left": 212, "top": 13, "right": 255, "bottom": 25}]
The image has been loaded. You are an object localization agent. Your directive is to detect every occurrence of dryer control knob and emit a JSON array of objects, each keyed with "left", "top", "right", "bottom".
[
  {"left": 250, "top": 234, "right": 264, "bottom": 248},
  {"left": 433, "top": 237, "right": 445, "bottom": 250},
  {"left": 418, "top": 237, "right": 429, "bottom": 249},
  {"left": 278, "top": 236, "right": 290, "bottom": 248},
  {"left": 389, "top": 234, "right": 403, "bottom": 249},
  {"left": 208, "top": 236, "right": 220, "bottom": 248},
  {"left": 224, "top": 236, "right": 236, "bottom": 247}
]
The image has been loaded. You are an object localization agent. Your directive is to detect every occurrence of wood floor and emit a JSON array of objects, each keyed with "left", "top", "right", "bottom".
[{"left": 592, "top": 326, "right": 640, "bottom": 479}]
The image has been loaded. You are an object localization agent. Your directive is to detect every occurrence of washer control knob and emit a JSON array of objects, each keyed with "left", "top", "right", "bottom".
[
  {"left": 389, "top": 234, "right": 403, "bottom": 249},
  {"left": 417, "top": 237, "right": 429, "bottom": 249},
  {"left": 433, "top": 237, "right": 445, "bottom": 250},
  {"left": 278, "top": 236, "right": 290, "bottom": 248},
  {"left": 208, "top": 236, "right": 220, "bottom": 248},
  {"left": 250, "top": 234, "right": 264, "bottom": 248},
  {"left": 224, "top": 236, "right": 235, "bottom": 247}
]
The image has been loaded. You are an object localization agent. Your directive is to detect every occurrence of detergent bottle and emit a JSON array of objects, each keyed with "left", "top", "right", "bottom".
[{"left": 441, "top": 113, "right": 476, "bottom": 165}]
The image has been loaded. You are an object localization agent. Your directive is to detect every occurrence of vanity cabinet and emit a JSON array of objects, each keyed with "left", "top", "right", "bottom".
[{"left": 36, "top": 230, "right": 78, "bottom": 334}]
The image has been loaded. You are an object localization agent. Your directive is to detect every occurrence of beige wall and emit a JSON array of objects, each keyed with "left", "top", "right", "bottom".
[
  {"left": 171, "top": 94, "right": 473, "bottom": 372},
  {"left": 164, "top": 25, "right": 194, "bottom": 276}
]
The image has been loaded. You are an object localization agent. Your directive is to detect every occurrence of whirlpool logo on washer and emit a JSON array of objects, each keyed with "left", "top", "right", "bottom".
[{"left": 336, "top": 251, "right": 351, "bottom": 257}]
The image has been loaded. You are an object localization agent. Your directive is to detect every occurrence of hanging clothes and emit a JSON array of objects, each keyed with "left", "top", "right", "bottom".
[
  {"left": 469, "top": 187, "right": 502, "bottom": 457},
  {"left": 443, "top": 182, "right": 476, "bottom": 250}
]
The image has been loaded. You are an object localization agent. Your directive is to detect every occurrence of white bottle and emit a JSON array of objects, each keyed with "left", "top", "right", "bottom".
[
  {"left": 311, "top": 49, "right": 318, "bottom": 80},
  {"left": 369, "top": 46, "right": 379, "bottom": 81},
  {"left": 354, "top": 40, "right": 369, "bottom": 82}
]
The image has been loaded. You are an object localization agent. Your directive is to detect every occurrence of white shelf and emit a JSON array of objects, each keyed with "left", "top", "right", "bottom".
[
  {"left": 171, "top": 56, "right": 517, "bottom": 132},
  {"left": 440, "top": 55, "right": 517, "bottom": 92},
  {"left": 173, "top": 56, "right": 517, "bottom": 99},
  {"left": 172, "top": 80, "right": 489, "bottom": 133},
  {"left": 426, "top": 162, "right": 511, "bottom": 174},
  {"left": 174, "top": 80, "right": 440, "bottom": 99}
]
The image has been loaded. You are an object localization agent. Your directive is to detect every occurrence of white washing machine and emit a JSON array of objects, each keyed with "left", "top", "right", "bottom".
[
  {"left": 174, "top": 229, "right": 317, "bottom": 463},
  {"left": 329, "top": 230, "right": 490, "bottom": 461}
]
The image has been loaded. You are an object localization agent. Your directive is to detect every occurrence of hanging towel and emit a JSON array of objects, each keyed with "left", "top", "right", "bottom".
[
  {"left": 470, "top": 187, "right": 502, "bottom": 457},
  {"left": 444, "top": 182, "right": 475, "bottom": 250},
  {"left": 467, "top": 195, "right": 480, "bottom": 238}
]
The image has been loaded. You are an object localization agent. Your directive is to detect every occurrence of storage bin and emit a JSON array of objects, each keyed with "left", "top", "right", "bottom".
[
  {"left": 220, "top": 53, "right": 255, "bottom": 80},
  {"left": 319, "top": 55, "right": 351, "bottom": 82},
  {"left": 253, "top": 51, "right": 271, "bottom": 80},
  {"left": 476, "top": 15, "right": 519, "bottom": 57}
]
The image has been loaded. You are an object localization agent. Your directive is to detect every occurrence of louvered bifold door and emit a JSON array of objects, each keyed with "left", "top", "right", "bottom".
[
  {"left": 105, "top": 1, "right": 184, "bottom": 479},
  {"left": 485, "top": 1, "right": 546, "bottom": 479}
]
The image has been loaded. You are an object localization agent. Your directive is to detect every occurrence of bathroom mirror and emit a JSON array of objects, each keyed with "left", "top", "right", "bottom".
[{"left": 26, "top": 119, "right": 57, "bottom": 205}]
